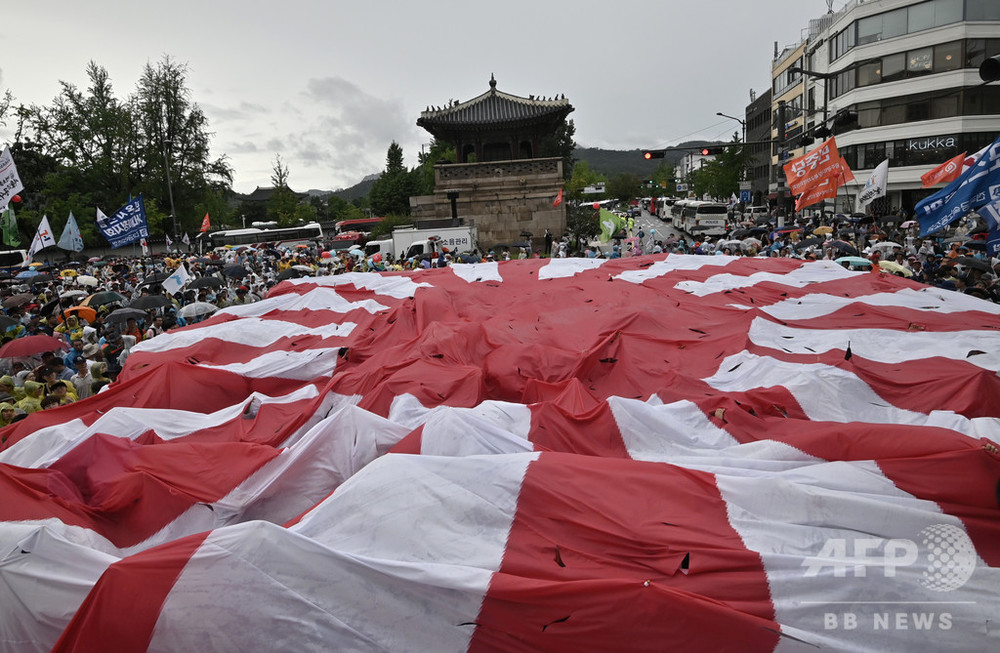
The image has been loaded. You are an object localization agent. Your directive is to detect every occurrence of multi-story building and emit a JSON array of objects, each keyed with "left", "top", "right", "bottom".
[
  {"left": 745, "top": 88, "right": 773, "bottom": 206},
  {"left": 766, "top": 0, "right": 1000, "bottom": 216}
]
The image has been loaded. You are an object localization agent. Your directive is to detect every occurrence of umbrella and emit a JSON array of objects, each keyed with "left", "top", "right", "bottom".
[
  {"left": 835, "top": 256, "right": 873, "bottom": 268},
  {"left": 39, "top": 297, "right": 63, "bottom": 317},
  {"left": 276, "top": 268, "right": 302, "bottom": 281},
  {"left": 60, "top": 269, "right": 78, "bottom": 277},
  {"left": 716, "top": 240, "right": 743, "bottom": 251},
  {"left": 3, "top": 293, "right": 35, "bottom": 309},
  {"left": 812, "top": 226, "right": 833, "bottom": 235},
  {"left": 60, "top": 306, "right": 98, "bottom": 323},
  {"left": 188, "top": 276, "right": 224, "bottom": 289},
  {"left": 189, "top": 257, "right": 213, "bottom": 265},
  {"left": 76, "top": 275, "right": 100, "bottom": 287},
  {"left": 953, "top": 256, "right": 990, "bottom": 272},
  {"left": 87, "top": 257, "right": 102, "bottom": 263},
  {"left": 177, "top": 302, "right": 219, "bottom": 318},
  {"left": 741, "top": 237, "right": 762, "bottom": 248},
  {"left": 730, "top": 229, "right": 752, "bottom": 239},
  {"left": 80, "top": 291, "right": 128, "bottom": 308},
  {"left": 30, "top": 273, "right": 55, "bottom": 284},
  {"left": 794, "top": 237, "right": 824, "bottom": 250},
  {"left": 0, "top": 334, "right": 68, "bottom": 358},
  {"left": 824, "top": 240, "right": 859, "bottom": 257},
  {"left": 140, "top": 271, "right": 172, "bottom": 285},
  {"left": 129, "top": 295, "right": 173, "bottom": 310},
  {"left": 291, "top": 265, "right": 315, "bottom": 272},
  {"left": 962, "top": 241, "right": 987, "bottom": 251},
  {"left": 222, "top": 264, "right": 248, "bottom": 278},
  {"left": 900, "top": 220, "right": 918, "bottom": 228},
  {"left": 106, "top": 307, "right": 148, "bottom": 324},
  {"left": 0, "top": 315, "right": 18, "bottom": 331},
  {"left": 878, "top": 260, "right": 913, "bottom": 277},
  {"left": 60, "top": 289, "right": 88, "bottom": 300},
  {"left": 869, "top": 241, "right": 903, "bottom": 253},
  {"left": 14, "top": 270, "right": 40, "bottom": 280}
]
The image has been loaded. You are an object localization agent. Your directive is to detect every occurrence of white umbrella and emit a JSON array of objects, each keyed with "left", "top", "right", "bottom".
[
  {"left": 291, "top": 265, "right": 315, "bottom": 272},
  {"left": 869, "top": 241, "right": 903, "bottom": 253},
  {"left": 76, "top": 275, "right": 100, "bottom": 287},
  {"left": 60, "top": 289, "right": 88, "bottom": 300},
  {"left": 716, "top": 239, "right": 743, "bottom": 250},
  {"left": 177, "top": 302, "right": 219, "bottom": 318},
  {"left": 741, "top": 237, "right": 762, "bottom": 248}
]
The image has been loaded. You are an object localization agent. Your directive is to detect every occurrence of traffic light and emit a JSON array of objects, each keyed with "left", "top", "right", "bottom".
[
  {"left": 643, "top": 150, "right": 666, "bottom": 160},
  {"left": 700, "top": 146, "right": 725, "bottom": 156},
  {"left": 831, "top": 111, "right": 859, "bottom": 134},
  {"left": 798, "top": 135, "right": 815, "bottom": 148},
  {"left": 980, "top": 54, "right": 1000, "bottom": 82}
]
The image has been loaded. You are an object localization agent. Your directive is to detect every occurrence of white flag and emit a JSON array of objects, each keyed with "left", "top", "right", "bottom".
[
  {"left": 27, "top": 215, "right": 57, "bottom": 260},
  {"left": 182, "top": 232, "right": 191, "bottom": 246},
  {"left": 140, "top": 237, "right": 150, "bottom": 256},
  {"left": 57, "top": 211, "right": 85, "bottom": 252},
  {"left": 161, "top": 263, "right": 191, "bottom": 296},
  {"left": 0, "top": 146, "right": 25, "bottom": 209},
  {"left": 856, "top": 159, "right": 889, "bottom": 211},
  {"left": 165, "top": 233, "right": 173, "bottom": 250}
]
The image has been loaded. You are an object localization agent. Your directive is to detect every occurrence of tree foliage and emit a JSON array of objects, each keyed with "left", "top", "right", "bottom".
[
  {"left": 413, "top": 139, "right": 455, "bottom": 197},
  {"left": 7, "top": 57, "right": 232, "bottom": 246},
  {"left": 539, "top": 118, "right": 576, "bottom": 180},
  {"left": 606, "top": 172, "right": 642, "bottom": 203},
  {"left": 368, "top": 141, "right": 419, "bottom": 217},
  {"left": 565, "top": 202, "right": 600, "bottom": 246}
]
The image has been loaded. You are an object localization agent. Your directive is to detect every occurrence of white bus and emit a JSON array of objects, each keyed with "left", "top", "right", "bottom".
[
  {"left": 206, "top": 222, "right": 324, "bottom": 249},
  {"left": 680, "top": 201, "right": 728, "bottom": 236},
  {"left": 0, "top": 249, "right": 29, "bottom": 274}
]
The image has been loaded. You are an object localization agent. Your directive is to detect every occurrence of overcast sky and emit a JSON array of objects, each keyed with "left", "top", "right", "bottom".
[{"left": 1, "top": 0, "right": 836, "bottom": 194}]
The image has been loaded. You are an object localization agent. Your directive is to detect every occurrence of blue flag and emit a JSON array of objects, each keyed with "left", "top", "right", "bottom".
[
  {"left": 57, "top": 211, "right": 85, "bottom": 252},
  {"left": 917, "top": 134, "right": 1000, "bottom": 236},
  {"left": 97, "top": 196, "right": 149, "bottom": 248},
  {"left": 979, "top": 200, "right": 1000, "bottom": 257}
]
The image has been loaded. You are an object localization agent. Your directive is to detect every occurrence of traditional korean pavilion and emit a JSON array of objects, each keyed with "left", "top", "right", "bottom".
[{"left": 417, "top": 75, "right": 573, "bottom": 163}]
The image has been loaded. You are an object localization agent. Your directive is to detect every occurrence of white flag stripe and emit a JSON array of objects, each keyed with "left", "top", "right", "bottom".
[
  {"left": 748, "top": 317, "right": 1000, "bottom": 371},
  {"left": 449, "top": 261, "right": 503, "bottom": 283},
  {"left": 760, "top": 287, "right": 1000, "bottom": 321},
  {"left": 216, "top": 287, "right": 389, "bottom": 317},
  {"left": 132, "top": 318, "right": 358, "bottom": 354},
  {"left": 674, "top": 260, "right": 856, "bottom": 297},
  {"left": 286, "top": 272, "right": 431, "bottom": 299},
  {"left": 538, "top": 257, "right": 607, "bottom": 279}
]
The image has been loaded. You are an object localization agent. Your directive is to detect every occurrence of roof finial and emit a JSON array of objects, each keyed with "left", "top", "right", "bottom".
[{"left": 489, "top": 74, "right": 497, "bottom": 92}]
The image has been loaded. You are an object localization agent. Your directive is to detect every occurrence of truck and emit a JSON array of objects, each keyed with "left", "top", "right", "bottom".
[{"left": 390, "top": 224, "right": 479, "bottom": 261}]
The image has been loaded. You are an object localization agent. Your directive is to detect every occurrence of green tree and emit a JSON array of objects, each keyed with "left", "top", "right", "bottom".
[
  {"left": 565, "top": 202, "right": 600, "bottom": 246},
  {"left": 606, "top": 172, "right": 642, "bottom": 203},
  {"left": 267, "top": 154, "right": 301, "bottom": 226},
  {"left": 369, "top": 141, "right": 417, "bottom": 216},
  {"left": 414, "top": 139, "right": 455, "bottom": 196},
  {"left": 690, "top": 138, "right": 742, "bottom": 200},
  {"left": 539, "top": 118, "right": 576, "bottom": 180},
  {"left": 567, "top": 160, "right": 607, "bottom": 200}
]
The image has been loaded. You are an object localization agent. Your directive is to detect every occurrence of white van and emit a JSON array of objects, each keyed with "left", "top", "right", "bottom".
[{"left": 0, "top": 249, "right": 29, "bottom": 274}]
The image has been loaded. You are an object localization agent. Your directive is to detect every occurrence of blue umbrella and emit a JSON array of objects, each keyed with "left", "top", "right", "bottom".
[
  {"left": 835, "top": 256, "right": 873, "bottom": 268},
  {"left": 15, "top": 269, "right": 40, "bottom": 279}
]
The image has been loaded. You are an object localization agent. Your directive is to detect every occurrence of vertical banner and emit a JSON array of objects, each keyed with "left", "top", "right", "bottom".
[
  {"left": 0, "top": 147, "right": 25, "bottom": 209},
  {"left": 97, "top": 196, "right": 149, "bottom": 248}
]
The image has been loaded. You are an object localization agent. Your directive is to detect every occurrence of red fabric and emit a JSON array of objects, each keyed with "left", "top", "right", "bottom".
[
  {"left": 52, "top": 531, "right": 210, "bottom": 653},
  {"left": 469, "top": 453, "right": 779, "bottom": 652},
  {"left": 922, "top": 151, "right": 966, "bottom": 188},
  {"left": 199, "top": 212, "right": 211, "bottom": 232}
]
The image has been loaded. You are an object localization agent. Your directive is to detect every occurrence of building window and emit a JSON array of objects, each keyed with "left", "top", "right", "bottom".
[
  {"left": 907, "top": 47, "right": 934, "bottom": 75},
  {"left": 934, "top": 42, "right": 962, "bottom": 72},
  {"left": 968, "top": 0, "right": 1000, "bottom": 20},
  {"left": 881, "top": 53, "right": 906, "bottom": 82},
  {"left": 857, "top": 61, "right": 882, "bottom": 87}
]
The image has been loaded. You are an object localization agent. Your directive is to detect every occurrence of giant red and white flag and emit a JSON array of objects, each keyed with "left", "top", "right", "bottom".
[{"left": 1, "top": 255, "right": 998, "bottom": 651}]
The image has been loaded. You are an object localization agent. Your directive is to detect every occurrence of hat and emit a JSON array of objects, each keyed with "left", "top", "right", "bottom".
[
  {"left": 237, "top": 286, "right": 248, "bottom": 293},
  {"left": 23, "top": 380, "right": 42, "bottom": 394},
  {"left": 83, "top": 344, "right": 100, "bottom": 358},
  {"left": 0, "top": 375, "right": 13, "bottom": 387}
]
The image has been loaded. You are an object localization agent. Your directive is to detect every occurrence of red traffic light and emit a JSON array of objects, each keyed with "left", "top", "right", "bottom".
[
  {"left": 643, "top": 150, "right": 666, "bottom": 160},
  {"left": 644, "top": 152, "right": 653, "bottom": 160},
  {"left": 699, "top": 146, "right": 724, "bottom": 156}
]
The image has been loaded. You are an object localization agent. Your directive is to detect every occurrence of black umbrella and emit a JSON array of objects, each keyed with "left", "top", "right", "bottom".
[
  {"left": 3, "top": 293, "right": 35, "bottom": 309},
  {"left": 825, "top": 240, "right": 859, "bottom": 257},
  {"left": 276, "top": 268, "right": 302, "bottom": 281},
  {"left": 30, "top": 273, "right": 55, "bottom": 284},
  {"left": 730, "top": 229, "right": 752, "bottom": 239},
  {"left": 0, "top": 314, "right": 18, "bottom": 330},
  {"left": 188, "top": 276, "right": 224, "bottom": 289},
  {"left": 953, "top": 256, "right": 990, "bottom": 272},
  {"left": 81, "top": 291, "right": 128, "bottom": 308},
  {"left": 190, "top": 257, "right": 213, "bottom": 265},
  {"left": 962, "top": 241, "right": 987, "bottom": 251},
  {"left": 106, "top": 307, "right": 148, "bottom": 324},
  {"left": 223, "top": 265, "right": 248, "bottom": 278},
  {"left": 129, "top": 295, "right": 173, "bottom": 310},
  {"left": 38, "top": 297, "right": 64, "bottom": 317},
  {"left": 141, "top": 271, "right": 172, "bottom": 284},
  {"left": 204, "top": 259, "right": 226, "bottom": 266},
  {"left": 749, "top": 226, "right": 770, "bottom": 235},
  {"left": 794, "top": 237, "right": 824, "bottom": 250}
]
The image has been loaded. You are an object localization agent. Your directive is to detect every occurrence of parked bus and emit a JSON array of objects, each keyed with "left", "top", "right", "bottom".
[
  {"left": 334, "top": 217, "right": 383, "bottom": 235},
  {"left": 0, "top": 249, "right": 29, "bottom": 274},
  {"left": 206, "top": 222, "right": 324, "bottom": 249}
]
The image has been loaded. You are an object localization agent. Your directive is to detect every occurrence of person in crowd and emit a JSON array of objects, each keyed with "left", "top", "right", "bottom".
[
  {"left": 16, "top": 381, "right": 45, "bottom": 414},
  {"left": 70, "top": 358, "right": 94, "bottom": 401},
  {"left": 40, "top": 395, "right": 61, "bottom": 410}
]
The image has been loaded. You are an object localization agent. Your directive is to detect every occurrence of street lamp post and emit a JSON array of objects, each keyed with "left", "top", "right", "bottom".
[
  {"left": 162, "top": 138, "right": 178, "bottom": 243},
  {"left": 716, "top": 111, "right": 747, "bottom": 181}
]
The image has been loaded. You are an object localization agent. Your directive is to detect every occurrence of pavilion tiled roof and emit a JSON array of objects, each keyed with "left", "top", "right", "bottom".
[{"left": 418, "top": 75, "right": 572, "bottom": 128}]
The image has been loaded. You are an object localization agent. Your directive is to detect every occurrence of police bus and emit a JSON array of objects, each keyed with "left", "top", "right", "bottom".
[{"left": 206, "top": 222, "right": 324, "bottom": 249}]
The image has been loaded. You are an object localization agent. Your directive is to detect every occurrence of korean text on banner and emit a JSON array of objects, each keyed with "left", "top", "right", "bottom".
[
  {"left": 0, "top": 146, "right": 25, "bottom": 209},
  {"left": 98, "top": 196, "right": 149, "bottom": 248},
  {"left": 782, "top": 138, "right": 842, "bottom": 197}
]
